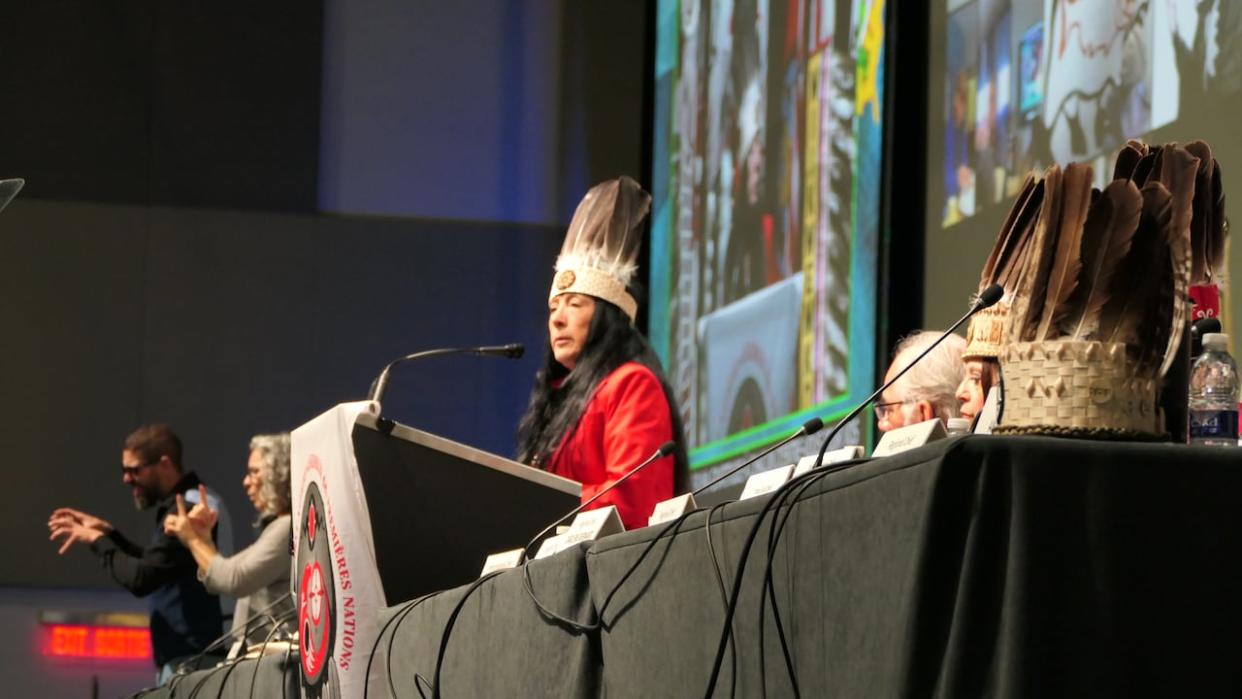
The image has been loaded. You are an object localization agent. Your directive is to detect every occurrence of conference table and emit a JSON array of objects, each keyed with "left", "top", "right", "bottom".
[{"left": 373, "top": 435, "right": 1242, "bottom": 697}]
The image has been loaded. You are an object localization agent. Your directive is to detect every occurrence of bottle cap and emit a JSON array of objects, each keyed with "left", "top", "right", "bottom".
[
  {"left": 1203, "top": 333, "right": 1230, "bottom": 351},
  {"left": 946, "top": 417, "right": 971, "bottom": 434}
]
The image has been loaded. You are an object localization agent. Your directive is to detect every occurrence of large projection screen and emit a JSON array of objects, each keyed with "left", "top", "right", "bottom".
[
  {"left": 924, "top": 0, "right": 1241, "bottom": 331},
  {"left": 650, "top": 0, "right": 888, "bottom": 484}
]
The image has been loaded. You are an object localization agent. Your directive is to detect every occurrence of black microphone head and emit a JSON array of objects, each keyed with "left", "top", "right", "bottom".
[
  {"left": 976, "top": 283, "right": 1004, "bottom": 309},
  {"left": 802, "top": 417, "right": 824, "bottom": 435},
  {"left": 1192, "top": 317, "right": 1222, "bottom": 337},
  {"left": 657, "top": 440, "right": 676, "bottom": 457},
  {"left": 504, "top": 343, "right": 525, "bottom": 358}
]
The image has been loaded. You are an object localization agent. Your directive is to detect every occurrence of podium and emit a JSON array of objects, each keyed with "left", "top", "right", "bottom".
[
  {"left": 351, "top": 411, "right": 581, "bottom": 603},
  {"left": 290, "top": 401, "right": 580, "bottom": 699}
]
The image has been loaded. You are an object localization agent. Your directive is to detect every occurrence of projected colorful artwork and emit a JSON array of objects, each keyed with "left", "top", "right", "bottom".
[
  {"left": 649, "top": 0, "right": 886, "bottom": 469},
  {"left": 938, "top": 0, "right": 1242, "bottom": 228}
]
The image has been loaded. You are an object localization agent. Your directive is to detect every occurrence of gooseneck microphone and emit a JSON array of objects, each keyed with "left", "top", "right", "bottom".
[
  {"left": 522, "top": 440, "right": 676, "bottom": 562},
  {"left": 367, "top": 343, "right": 525, "bottom": 403},
  {"left": 810, "top": 282, "right": 1004, "bottom": 470},
  {"left": 690, "top": 417, "right": 824, "bottom": 497}
]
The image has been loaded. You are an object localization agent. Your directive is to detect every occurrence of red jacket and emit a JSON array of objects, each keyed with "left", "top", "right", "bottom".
[{"left": 546, "top": 361, "right": 676, "bottom": 530}]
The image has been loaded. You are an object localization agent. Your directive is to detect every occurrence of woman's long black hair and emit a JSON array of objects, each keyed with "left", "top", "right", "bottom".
[{"left": 517, "top": 297, "right": 689, "bottom": 493}]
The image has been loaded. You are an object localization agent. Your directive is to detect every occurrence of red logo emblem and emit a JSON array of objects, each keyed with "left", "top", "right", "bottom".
[{"left": 299, "top": 561, "right": 331, "bottom": 678}]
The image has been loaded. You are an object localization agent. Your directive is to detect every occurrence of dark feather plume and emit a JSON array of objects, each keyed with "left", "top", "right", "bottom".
[
  {"left": 1035, "top": 163, "right": 1093, "bottom": 340},
  {"left": 1062, "top": 179, "right": 1143, "bottom": 340},
  {"left": 981, "top": 174, "right": 1041, "bottom": 289},
  {"left": 1114, "top": 141, "right": 1146, "bottom": 180},
  {"left": 1184, "top": 140, "right": 1214, "bottom": 283},
  {"left": 1010, "top": 164, "right": 1063, "bottom": 342},
  {"left": 1100, "top": 183, "right": 1174, "bottom": 372},
  {"left": 1207, "top": 158, "right": 1227, "bottom": 282}
]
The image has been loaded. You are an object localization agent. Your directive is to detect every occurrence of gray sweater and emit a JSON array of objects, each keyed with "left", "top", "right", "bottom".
[{"left": 200, "top": 513, "right": 293, "bottom": 645}]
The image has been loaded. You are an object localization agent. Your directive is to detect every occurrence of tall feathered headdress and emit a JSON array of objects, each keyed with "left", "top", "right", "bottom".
[
  {"left": 996, "top": 140, "right": 1228, "bottom": 437},
  {"left": 550, "top": 176, "right": 651, "bottom": 322}
]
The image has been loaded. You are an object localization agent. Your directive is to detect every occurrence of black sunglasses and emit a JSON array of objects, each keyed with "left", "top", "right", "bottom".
[{"left": 120, "top": 461, "right": 158, "bottom": 477}]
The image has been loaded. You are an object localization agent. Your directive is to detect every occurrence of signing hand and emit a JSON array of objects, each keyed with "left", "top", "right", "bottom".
[
  {"left": 186, "top": 485, "right": 219, "bottom": 532},
  {"left": 162, "top": 486, "right": 217, "bottom": 543},
  {"left": 48, "top": 508, "right": 111, "bottom": 554}
]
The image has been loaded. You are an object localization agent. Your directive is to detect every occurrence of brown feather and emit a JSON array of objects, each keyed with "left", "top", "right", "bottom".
[
  {"left": 1010, "top": 165, "right": 1063, "bottom": 342},
  {"left": 1100, "top": 182, "right": 1173, "bottom": 355},
  {"left": 1184, "top": 141, "right": 1214, "bottom": 283},
  {"left": 1208, "top": 159, "right": 1227, "bottom": 282},
  {"left": 1131, "top": 152, "right": 1157, "bottom": 186},
  {"left": 1062, "top": 179, "right": 1143, "bottom": 339},
  {"left": 981, "top": 174, "right": 1038, "bottom": 289},
  {"left": 1036, "top": 162, "right": 1093, "bottom": 340},
  {"left": 1114, "top": 142, "right": 1146, "bottom": 181},
  {"left": 983, "top": 176, "right": 1044, "bottom": 295}
]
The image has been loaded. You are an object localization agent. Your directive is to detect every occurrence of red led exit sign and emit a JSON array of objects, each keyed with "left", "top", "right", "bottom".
[{"left": 43, "top": 624, "right": 151, "bottom": 661}]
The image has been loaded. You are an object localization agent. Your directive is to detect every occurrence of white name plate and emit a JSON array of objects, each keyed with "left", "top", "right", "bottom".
[
  {"left": 973, "top": 386, "right": 1001, "bottom": 434},
  {"left": 648, "top": 493, "right": 699, "bottom": 526},
  {"left": 740, "top": 464, "right": 794, "bottom": 500},
  {"left": 791, "top": 446, "right": 864, "bottom": 477},
  {"left": 533, "top": 533, "right": 571, "bottom": 560},
  {"left": 480, "top": 548, "right": 525, "bottom": 576},
  {"left": 872, "top": 418, "right": 947, "bottom": 458},
  {"left": 564, "top": 505, "right": 625, "bottom": 542}
]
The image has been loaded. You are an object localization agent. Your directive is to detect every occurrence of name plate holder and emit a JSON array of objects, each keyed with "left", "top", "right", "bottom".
[
  {"left": 740, "top": 464, "right": 795, "bottom": 500},
  {"left": 872, "top": 418, "right": 947, "bottom": 458},
  {"left": 648, "top": 493, "right": 698, "bottom": 526},
  {"left": 534, "top": 506, "right": 625, "bottom": 560},
  {"left": 479, "top": 548, "right": 525, "bottom": 576},
  {"left": 790, "top": 446, "right": 864, "bottom": 478}
]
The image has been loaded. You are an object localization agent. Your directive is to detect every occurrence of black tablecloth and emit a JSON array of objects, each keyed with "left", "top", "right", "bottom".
[
  {"left": 373, "top": 436, "right": 1242, "bottom": 697},
  {"left": 131, "top": 651, "right": 298, "bottom": 699}
]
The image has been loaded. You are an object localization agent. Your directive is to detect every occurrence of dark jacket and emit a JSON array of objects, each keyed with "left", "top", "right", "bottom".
[{"left": 90, "top": 471, "right": 224, "bottom": 667}]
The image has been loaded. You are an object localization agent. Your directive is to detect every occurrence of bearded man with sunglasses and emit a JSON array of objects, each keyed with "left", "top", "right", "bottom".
[{"left": 48, "top": 424, "right": 226, "bottom": 681}]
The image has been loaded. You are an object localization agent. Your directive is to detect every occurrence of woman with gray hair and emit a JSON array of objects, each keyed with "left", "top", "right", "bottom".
[{"left": 163, "top": 433, "right": 293, "bottom": 649}]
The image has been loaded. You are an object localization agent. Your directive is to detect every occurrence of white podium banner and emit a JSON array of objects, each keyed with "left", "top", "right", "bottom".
[{"left": 292, "top": 401, "right": 385, "bottom": 699}]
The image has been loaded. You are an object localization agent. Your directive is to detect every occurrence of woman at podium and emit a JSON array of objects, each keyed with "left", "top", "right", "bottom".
[{"left": 517, "top": 177, "right": 688, "bottom": 529}]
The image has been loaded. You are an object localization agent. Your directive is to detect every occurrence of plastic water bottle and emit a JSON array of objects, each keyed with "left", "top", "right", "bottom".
[
  {"left": 945, "top": 417, "right": 972, "bottom": 437},
  {"left": 1188, "top": 333, "right": 1239, "bottom": 446}
]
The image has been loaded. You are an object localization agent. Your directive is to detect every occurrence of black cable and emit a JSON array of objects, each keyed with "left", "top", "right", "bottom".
[
  {"left": 243, "top": 615, "right": 289, "bottom": 699},
  {"left": 184, "top": 656, "right": 242, "bottom": 699},
  {"left": 699, "top": 465, "right": 839, "bottom": 699},
  {"left": 359, "top": 590, "right": 442, "bottom": 699},
  {"left": 758, "top": 468, "right": 833, "bottom": 698},
  {"left": 281, "top": 641, "right": 291, "bottom": 699},
  {"left": 173, "top": 592, "right": 294, "bottom": 677},
  {"left": 596, "top": 509, "right": 701, "bottom": 625},
  {"left": 521, "top": 550, "right": 601, "bottom": 632},
  {"left": 427, "top": 573, "right": 504, "bottom": 699},
  {"left": 756, "top": 459, "right": 869, "bottom": 698},
  {"left": 704, "top": 503, "right": 737, "bottom": 699}
]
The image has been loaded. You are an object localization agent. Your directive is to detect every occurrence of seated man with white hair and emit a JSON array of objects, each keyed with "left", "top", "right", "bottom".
[{"left": 875, "top": 331, "right": 967, "bottom": 432}]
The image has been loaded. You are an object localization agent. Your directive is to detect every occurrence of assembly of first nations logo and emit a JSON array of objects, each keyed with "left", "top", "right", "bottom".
[{"left": 298, "top": 476, "right": 339, "bottom": 698}]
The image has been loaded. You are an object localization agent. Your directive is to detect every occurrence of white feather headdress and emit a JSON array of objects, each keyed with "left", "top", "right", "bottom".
[{"left": 550, "top": 176, "right": 651, "bottom": 321}]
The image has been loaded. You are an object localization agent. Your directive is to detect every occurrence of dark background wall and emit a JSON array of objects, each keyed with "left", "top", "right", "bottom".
[
  {"left": 0, "top": 0, "right": 649, "bottom": 595},
  {"left": 0, "top": 2, "right": 322, "bottom": 210}
]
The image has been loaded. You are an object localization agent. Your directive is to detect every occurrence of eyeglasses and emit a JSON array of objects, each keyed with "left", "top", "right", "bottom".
[
  {"left": 120, "top": 461, "right": 157, "bottom": 477},
  {"left": 873, "top": 400, "right": 911, "bottom": 421}
]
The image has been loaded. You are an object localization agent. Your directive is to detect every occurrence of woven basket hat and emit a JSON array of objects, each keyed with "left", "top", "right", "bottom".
[
  {"left": 963, "top": 300, "right": 1009, "bottom": 360},
  {"left": 549, "top": 176, "right": 650, "bottom": 322}
]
